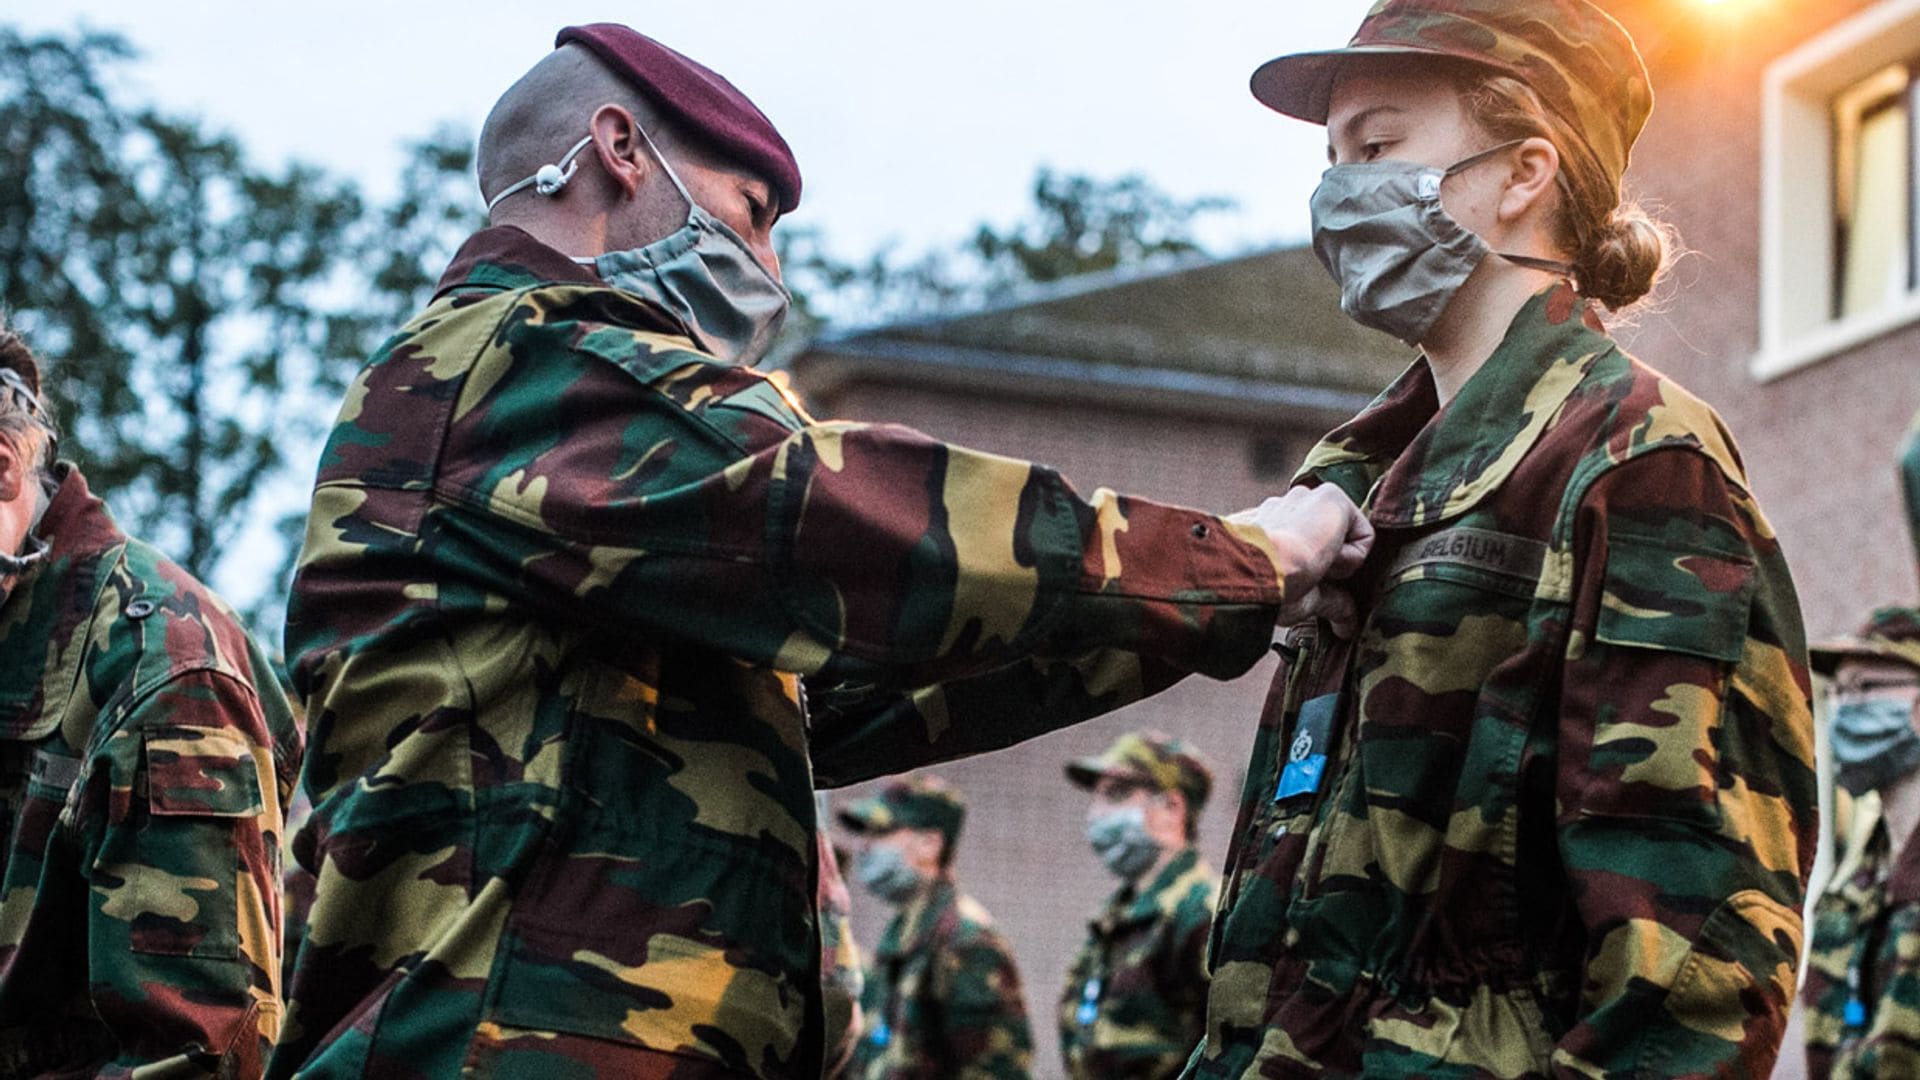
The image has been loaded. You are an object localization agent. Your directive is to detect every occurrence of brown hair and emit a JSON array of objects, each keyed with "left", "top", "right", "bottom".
[
  {"left": 1458, "top": 72, "right": 1674, "bottom": 311},
  {"left": 0, "top": 320, "right": 58, "bottom": 474}
]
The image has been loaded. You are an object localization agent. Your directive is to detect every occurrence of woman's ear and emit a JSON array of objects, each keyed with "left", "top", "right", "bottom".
[{"left": 1498, "top": 135, "right": 1562, "bottom": 226}]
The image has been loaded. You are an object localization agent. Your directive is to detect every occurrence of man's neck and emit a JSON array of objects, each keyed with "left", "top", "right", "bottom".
[{"left": 1127, "top": 843, "right": 1182, "bottom": 892}]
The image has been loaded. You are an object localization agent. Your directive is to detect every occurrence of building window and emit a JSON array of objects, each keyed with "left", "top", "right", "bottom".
[
  {"left": 1760, "top": 0, "right": 1920, "bottom": 379},
  {"left": 1833, "top": 63, "right": 1916, "bottom": 320}
]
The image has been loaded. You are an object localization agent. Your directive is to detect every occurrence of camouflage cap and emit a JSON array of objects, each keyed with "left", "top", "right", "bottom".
[
  {"left": 1250, "top": 0, "right": 1653, "bottom": 184},
  {"left": 1065, "top": 730, "right": 1214, "bottom": 810},
  {"left": 836, "top": 775, "right": 966, "bottom": 847},
  {"left": 1812, "top": 606, "right": 1920, "bottom": 677}
]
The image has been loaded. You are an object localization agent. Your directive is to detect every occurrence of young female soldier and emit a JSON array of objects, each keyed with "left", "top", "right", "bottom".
[{"left": 1188, "top": 3, "right": 1818, "bottom": 1077}]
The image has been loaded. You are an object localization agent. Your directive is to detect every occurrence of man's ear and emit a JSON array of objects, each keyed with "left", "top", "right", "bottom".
[
  {"left": 1498, "top": 135, "right": 1563, "bottom": 226},
  {"left": 0, "top": 439, "right": 22, "bottom": 504},
  {"left": 589, "top": 104, "right": 648, "bottom": 199}
]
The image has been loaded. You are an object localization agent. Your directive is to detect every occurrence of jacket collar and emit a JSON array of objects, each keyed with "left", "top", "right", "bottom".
[
  {"left": 0, "top": 464, "right": 127, "bottom": 741},
  {"left": 434, "top": 225, "right": 610, "bottom": 300},
  {"left": 1297, "top": 284, "right": 1613, "bottom": 528},
  {"left": 875, "top": 878, "right": 957, "bottom": 960}
]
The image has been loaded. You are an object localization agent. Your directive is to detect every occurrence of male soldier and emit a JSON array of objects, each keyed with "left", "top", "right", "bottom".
[
  {"left": 274, "top": 23, "right": 1371, "bottom": 1079},
  {"left": 1802, "top": 608, "right": 1920, "bottom": 1077},
  {"left": 1059, "top": 732, "right": 1217, "bottom": 1080},
  {"left": 839, "top": 777, "right": 1031, "bottom": 1079},
  {"left": 0, "top": 321, "right": 301, "bottom": 1076}
]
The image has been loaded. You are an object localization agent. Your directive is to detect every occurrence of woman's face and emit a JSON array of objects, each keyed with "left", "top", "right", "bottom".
[{"left": 1324, "top": 65, "right": 1509, "bottom": 244}]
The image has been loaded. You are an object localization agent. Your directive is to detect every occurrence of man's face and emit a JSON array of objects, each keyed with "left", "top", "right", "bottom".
[
  {"left": 1832, "top": 656, "right": 1920, "bottom": 724},
  {"left": 1086, "top": 775, "right": 1153, "bottom": 826},
  {"left": 671, "top": 148, "right": 783, "bottom": 283}
]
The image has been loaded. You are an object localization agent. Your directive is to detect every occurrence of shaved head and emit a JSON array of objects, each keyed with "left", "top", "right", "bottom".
[{"left": 477, "top": 44, "right": 682, "bottom": 207}]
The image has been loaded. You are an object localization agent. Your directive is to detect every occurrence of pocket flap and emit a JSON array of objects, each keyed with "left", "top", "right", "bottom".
[
  {"left": 1594, "top": 534, "right": 1755, "bottom": 663},
  {"left": 144, "top": 726, "right": 265, "bottom": 817}
]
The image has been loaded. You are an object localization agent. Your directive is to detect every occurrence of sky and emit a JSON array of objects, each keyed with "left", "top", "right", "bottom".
[
  {"left": 1, "top": 0, "right": 1381, "bottom": 612},
  {"left": 6, "top": 0, "right": 1379, "bottom": 258}
]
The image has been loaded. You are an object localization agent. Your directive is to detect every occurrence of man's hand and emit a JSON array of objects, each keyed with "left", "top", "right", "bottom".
[{"left": 1229, "top": 486, "right": 1373, "bottom": 638}]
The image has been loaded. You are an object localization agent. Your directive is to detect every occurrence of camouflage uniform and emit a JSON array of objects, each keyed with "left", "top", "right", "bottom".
[
  {"left": 1903, "top": 412, "right": 1919, "bottom": 569},
  {"left": 1059, "top": 732, "right": 1217, "bottom": 1079},
  {"left": 0, "top": 463, "right": 301, "bottom": 1077},
  {"left": 819, "top": 817, "right": 867, "bottom": 1077},
  {"left": 274, "top": 226, "right": 1293, "bottom": 1079},
  {"left": 841, "top": 780, "right": 1032, "bottom": 1080},
  {"left": 1188, "top": 286, "right": 1817, "bottom": 1078},
  {"left": 1059, "top": 848, "right": 1216, "bottom": 1080},
  {"left": 1802, "top": 607, "right": 1920, "bottom": 1077}
]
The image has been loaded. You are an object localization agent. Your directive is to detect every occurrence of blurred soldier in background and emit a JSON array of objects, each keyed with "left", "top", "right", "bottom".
[
  {"left": 1803, "top": 608, "right": 1920, "bottom": 1077},
  {"left": 0, "top": 320, "right": 301, "bottom": 1077},
  {"left": 840, "top": 777, "right": 1032, "bottom": 1080},
  {"left": 1059, "top": 732, "right": 1217, "bottom": 1079}
]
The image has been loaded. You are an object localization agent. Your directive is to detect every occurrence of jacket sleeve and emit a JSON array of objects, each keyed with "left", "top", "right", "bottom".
[
  {"left": 940, "top": 927, "right": 1035, "bottom": 1080},
  {"left": 372, "top": 309, "right": 1286, "bottom": 695},
  {"left": 1550, "top": 447, "right": 1817, "bottom": 1079},
  {"left": 82, "top": 669, "right": 287, "bottom": 1079},
  {"left": 808, "top": 651, "right": 1190, "bottom": 788}
]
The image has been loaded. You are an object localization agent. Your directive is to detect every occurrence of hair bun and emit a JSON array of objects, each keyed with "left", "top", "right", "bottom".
[{"left": 1576, "top": 204, "right": 1671, "bottom": 311}]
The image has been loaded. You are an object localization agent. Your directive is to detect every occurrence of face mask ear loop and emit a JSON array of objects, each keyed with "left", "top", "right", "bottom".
[
  {"left": 485, "top": 134, "right": 594, "bottom": 213},
  {"left": 630, "top": 124, "right": 699, "bottom": 220}
]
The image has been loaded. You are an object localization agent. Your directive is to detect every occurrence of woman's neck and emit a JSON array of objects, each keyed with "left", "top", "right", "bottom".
[{"left": 1420, "top": 262, "right": 1564, "bottom": 407}]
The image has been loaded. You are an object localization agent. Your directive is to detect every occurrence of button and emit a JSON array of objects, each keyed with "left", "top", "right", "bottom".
[
  {"left": 124, "top": 598, "right": 155, "bottom": 620},
  {"left": 1191, "top": 522, "right": 1210, "bottom": 539}
]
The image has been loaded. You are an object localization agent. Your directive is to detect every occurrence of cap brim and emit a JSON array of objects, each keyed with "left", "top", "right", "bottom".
[
  {"left": 1250, "top": 44, "right": 1488, "bottom": 125},
  {"left": 1810, "top": 636, "right": 1920, "bottom": 677},
  {"left": 1064, "top": 760, "right": 1105, "bottom": 790},
  {"left": 835, "top": 804, "right": 882, "bottom": 833}
]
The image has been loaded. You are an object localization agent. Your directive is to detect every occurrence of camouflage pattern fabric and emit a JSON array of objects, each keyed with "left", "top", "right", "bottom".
[
  {"left": 0, "top": 464, "right": 301, "bottom": 1077},
  {"left": 1059, "top": 846, "right": 1217, "bottom": 1080},
  {"left": 819, "top": 827, "right": 867, "bottom": 1078},
  {"left": 1065, "top": 730, "right": 1213, "bottom": 808},
  {"left": 1801, "top": 790, "right": 1920, "bottom": 1076},
  {"left": 273, "top": 225, "right": 1293, "bottom": 1079},
  {"left": 1903, "top": 412, "right": 1919, "bottom": 574},
  {"left": 852, "top": 879, "right": 1032, "bottom": 1079},
  {"left": 1811, "top": 606, "right": 1920, "bottom": 677},
  {"left": 1185, "top": 284, "right": 1817, "bottom": 1079}
]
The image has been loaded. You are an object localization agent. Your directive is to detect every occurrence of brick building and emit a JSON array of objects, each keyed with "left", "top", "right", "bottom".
[{"left": 791, "top": 3, "right": 1920, "bottom": 1076}]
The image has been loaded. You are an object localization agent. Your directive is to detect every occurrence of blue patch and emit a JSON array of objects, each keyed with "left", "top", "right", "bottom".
[
  {"left": 1845, "top": 997, "right": 1867, "bottom": 1028},
  {"left": 1275, "top": 692, "right": 1339, "bottom": 801},
  {"left": 869, "top": 1021, "right": 891, "bottom": 1047}
]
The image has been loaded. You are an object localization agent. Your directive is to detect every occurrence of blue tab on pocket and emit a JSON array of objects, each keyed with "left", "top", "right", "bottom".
[{"left": 1274, "top": 692, "right": 1338, "bottom": 801}]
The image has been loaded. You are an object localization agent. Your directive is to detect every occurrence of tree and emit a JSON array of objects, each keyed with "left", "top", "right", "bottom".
[{"left": 0, "top": 26, "right": 368, "bottom": 608}]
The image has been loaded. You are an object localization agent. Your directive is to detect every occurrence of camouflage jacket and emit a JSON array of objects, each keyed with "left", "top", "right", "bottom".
[
  {"left": 0, "top": 464, "right": 301, "bottom": 1077},
  {"left": 1187, "top": 286, "right": 1817, "bottom": 1079},
  {"left": 852, "top": 879, "right": 1032, "bottom": 1079},
  {"left": 274, "top": 226, "right": 1292, "bottom": 1079},
  {"left": 1802, "top": 793, "right": 1920, "bottom": 1076},
  {"left": 820, "top": 829, "right": 866, "bottom": 1078},
  {"left": 1902, "top": 412, "right": 1919, "bottom": 571},
  {"left": 1058, "top": 846, "right": 1216, "bottom": 1080}
]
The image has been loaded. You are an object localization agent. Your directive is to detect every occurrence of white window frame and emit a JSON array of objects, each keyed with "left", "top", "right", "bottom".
[{"left": 1758, "top": 0, "right": 1920, "bottom": 380}]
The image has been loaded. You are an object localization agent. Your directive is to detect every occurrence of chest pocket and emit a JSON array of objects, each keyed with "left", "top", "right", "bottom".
[{"left": 1306, "top": 525, "right": 1547, "bottom": 904}]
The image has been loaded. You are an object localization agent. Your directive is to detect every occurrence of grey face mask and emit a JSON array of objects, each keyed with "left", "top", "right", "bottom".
[
  {"left": 492, "top": 127, "right": 790, "bottom": 366},
  {"left": 1833, "top": 699, "right": 1920, "bottom": 795},
  {"left": 1086, "top": 804, "right": 1161, "bottom": 881},
  {"left": 1309, "top": 139, "right": 1573, "bottom": 346},
  {"left": 854, "top": 845, "right": 924, "bottom": 904}
]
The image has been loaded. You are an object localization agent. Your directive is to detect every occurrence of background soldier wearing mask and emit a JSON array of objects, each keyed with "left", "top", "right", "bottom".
[
  {"left": 0, "top": 322, "right": 301, "bottom": 1077},
  {"left": 1803, "top": 608, "right": 1920, "bottom": 1077},
  {"left": 1059, "top": 732, "right": 1218, "bottom": 1080},
  {"left": 1191, "top": 1, "right": 1817, "bottom": 1076},
  {"left": 839, "top": 778, "right": 1032, "bottom": 1080},
  {"left": 275, "top": 22, "right": 1373, "bottom": 1080}
]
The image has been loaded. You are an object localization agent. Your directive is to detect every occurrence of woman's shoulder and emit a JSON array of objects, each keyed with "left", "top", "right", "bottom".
[{"left": 1556, "top": 347, "right": 1750, "bottom": 494}]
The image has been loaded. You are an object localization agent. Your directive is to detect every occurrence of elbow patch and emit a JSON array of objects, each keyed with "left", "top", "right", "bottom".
[{"left": 1641, "top": 889, "right": 1800, "bottom": 1075}]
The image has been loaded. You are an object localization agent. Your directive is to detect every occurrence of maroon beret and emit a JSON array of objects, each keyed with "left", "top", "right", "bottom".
[{"left": 556, "top": 23, "right": 801, "bottom": 214}]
